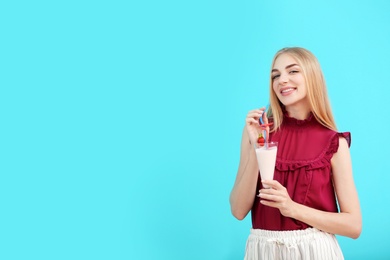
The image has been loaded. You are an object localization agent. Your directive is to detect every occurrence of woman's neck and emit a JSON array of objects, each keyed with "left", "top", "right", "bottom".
[{"left": 285, "top": 104, "right": 311, "bottom": 120}]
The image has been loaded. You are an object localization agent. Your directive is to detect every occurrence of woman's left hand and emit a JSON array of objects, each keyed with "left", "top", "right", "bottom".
[{"left": 258, "top": 180, "right": 297, "bottom": 218}]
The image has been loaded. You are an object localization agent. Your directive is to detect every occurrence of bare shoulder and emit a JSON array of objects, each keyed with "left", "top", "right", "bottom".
[
  {"left": 331, "top": 136, "right": 353, "bottom": 180},
  {"left": 337, "top": 136, "right": 349, "bottom": 152},
  {"left": 332, "top": 136, "right": 350, "bottom": 162}
]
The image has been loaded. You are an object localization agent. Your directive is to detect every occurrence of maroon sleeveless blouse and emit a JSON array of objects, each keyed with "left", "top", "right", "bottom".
[{"left": 251, "top": 113, "right": 351, "bottom": 230}]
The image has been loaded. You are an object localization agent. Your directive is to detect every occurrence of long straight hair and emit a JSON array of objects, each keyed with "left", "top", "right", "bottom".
[{"left": 269, "top": 47, "right": 337, "bottom": 132}]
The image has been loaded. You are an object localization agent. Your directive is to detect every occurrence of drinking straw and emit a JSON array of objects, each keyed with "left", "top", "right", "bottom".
[{"left": 259, "top": 104, "right": 270, "bottom": 148}]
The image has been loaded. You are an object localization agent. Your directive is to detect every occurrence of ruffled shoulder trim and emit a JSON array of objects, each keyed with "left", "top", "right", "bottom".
[
  {"left": 338, "top": 132, "right": 351, "bottom": 147},
  {"left": 327, "top": 132, "right": 351, "bottom": 154},
  {"left": 275, "top": 132, "right": 351, "bottom": 171}
]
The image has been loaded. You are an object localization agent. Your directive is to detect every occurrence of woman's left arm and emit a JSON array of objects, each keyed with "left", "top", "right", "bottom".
[{"left": 259, "top": 137, "right": 362, "bottom": 238}]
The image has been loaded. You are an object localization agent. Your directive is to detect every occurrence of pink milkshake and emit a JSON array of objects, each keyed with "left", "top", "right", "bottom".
[{"left": 255, "top": 142, "right": 278, "bottom": 188}]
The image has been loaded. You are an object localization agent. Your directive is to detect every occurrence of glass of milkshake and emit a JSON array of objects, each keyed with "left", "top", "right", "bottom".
[{"left": 255, "top": 142, "right": 278, "bottom": 188}]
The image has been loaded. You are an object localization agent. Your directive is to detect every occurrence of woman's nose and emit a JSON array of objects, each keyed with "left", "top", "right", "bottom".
[{"left": 279, "top": 73, "right": 289, "bottom": 84}]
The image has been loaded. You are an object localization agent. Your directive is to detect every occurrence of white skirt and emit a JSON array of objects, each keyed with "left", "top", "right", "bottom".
[{"left": 244, "top": 228, "right": 344, "bottom": 260}]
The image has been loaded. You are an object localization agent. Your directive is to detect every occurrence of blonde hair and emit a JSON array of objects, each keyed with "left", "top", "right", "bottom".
[{"left": 269, "top": 47, "right": 337, "bottom": 132}]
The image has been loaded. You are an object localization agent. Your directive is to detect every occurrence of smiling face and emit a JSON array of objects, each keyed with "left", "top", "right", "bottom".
[
  {"left": 268, "top": 47, "right": 337, "bottom": 131},
  {"left": 271, "top": 53, "right": 309, "bottom": 110}
]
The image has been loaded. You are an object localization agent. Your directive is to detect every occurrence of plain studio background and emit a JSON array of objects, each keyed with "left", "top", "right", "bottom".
[{"left": 1, "top": 0, "right": 389, "bottom": 259}]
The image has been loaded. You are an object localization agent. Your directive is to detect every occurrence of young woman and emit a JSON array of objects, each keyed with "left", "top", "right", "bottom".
[{"left": 230, "top": 47, "right": 362, "bottom": 259}]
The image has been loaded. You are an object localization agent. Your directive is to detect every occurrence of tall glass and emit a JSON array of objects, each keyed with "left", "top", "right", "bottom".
[{"left": 255, "top": 142, "right": 278, "bottom": 188}]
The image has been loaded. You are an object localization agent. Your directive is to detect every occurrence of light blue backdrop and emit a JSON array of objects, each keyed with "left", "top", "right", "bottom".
[{"left": 1, "top": 0, "right": 389, "bottom": 259}]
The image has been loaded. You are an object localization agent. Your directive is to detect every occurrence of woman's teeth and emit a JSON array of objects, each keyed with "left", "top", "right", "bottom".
[{"left": 281, "top": 88, "right": 295, "bottom": 93}]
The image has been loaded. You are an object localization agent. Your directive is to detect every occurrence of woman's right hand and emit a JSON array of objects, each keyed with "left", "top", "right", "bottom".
[{"left": 245, "top": 107, "right": 268, "bottom": 146}]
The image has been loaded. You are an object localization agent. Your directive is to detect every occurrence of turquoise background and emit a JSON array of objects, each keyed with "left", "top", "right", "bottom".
[{"left": 1, "top": 0, "right": 389, "bottom": 259}]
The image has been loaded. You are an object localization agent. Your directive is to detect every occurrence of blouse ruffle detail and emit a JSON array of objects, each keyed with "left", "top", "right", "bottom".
[
  {"left": 283, "top": 112, "right": 315, "bottom": 126},
  {"left": 275, "top": 131, "right": 351, "bottom": 172}
]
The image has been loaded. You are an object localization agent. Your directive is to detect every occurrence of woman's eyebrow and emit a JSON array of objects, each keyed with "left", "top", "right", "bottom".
[
  {"left": 286, "top": 63, "right": 299, "bottom": 69},
  {"left": 272, "top": 63, "right": 300, "bottom": 72}
]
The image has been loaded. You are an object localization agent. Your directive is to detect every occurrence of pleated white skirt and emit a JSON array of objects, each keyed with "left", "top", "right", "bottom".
[{"left": 244, "top": 228, "right": 344, "bottom": 260}]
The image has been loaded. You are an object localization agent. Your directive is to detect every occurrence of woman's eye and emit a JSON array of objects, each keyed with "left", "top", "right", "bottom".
[
  {"left": 272, "top": 74, "right": 280, "bottom": 80},
  {"left": 290, "top": 70, "right": 299, "bottom": 74}
]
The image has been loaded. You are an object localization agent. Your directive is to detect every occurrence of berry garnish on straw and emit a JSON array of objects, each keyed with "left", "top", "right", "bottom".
[{"left": 257, "top": 133, "right": 265, "bottom": 146}]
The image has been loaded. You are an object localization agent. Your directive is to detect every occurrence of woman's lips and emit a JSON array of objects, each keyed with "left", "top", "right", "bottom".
[{"left": 280, "top": 87, "right": 296, "bottom": 96}]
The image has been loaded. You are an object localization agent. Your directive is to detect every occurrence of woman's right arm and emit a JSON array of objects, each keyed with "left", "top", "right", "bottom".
[{"left": 229, "top": 108, "right": 266, "bottom": 220}]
